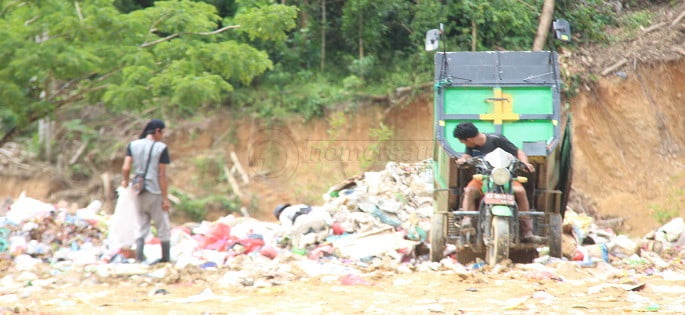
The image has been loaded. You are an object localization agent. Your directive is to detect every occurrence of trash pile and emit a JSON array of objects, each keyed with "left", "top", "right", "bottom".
[
  {"left": 548, "top": 209, "right": 685, "bottom": 272},
  {"left": 0, "top": 161, "right": 434, "bottom": 285},
  {"left": 1, "top": 159, "right": 684, "bottom": 292}
]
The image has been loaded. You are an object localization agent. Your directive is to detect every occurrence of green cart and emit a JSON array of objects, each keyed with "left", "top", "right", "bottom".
[{"left": 430, "top": 51, "right": 573, "bottom": 263}]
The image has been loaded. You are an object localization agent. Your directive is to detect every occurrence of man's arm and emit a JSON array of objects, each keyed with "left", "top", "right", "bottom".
[
  {"left": 496, "top": 135, "right": 535, "bottom": 173},
  {"left": 456, "top": 153, "right": 472, "bottom": 165},
  {"left": 121, "top": 156, "right": 132, "bottom": 187},
  {"left": 159, "top": 163, "right": 170, "bottom": 211},
  {"left": 516, "top": 149, "right": 535, "bottom": 173}
]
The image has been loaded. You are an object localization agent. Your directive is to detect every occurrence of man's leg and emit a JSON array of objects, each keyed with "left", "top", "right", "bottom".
[
  {"left": 135, "top": 195, "right": 153, "bottom": 263},
  {"left": 461, "top": 179, "right": 482, "bottom": 231},
  {"left": 513, "top": 183, "right": 540, "bottom": 242},
  {"left": 149, "top": 194, "right": 171, "bottom": 263}
]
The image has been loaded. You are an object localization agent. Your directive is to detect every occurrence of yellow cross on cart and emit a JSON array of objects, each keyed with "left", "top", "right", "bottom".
[{"left": 480, "top": 88, "right": 520, "bottom": 125}]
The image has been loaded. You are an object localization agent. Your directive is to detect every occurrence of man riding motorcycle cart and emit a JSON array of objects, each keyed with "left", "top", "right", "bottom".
[{"left": 453, "top": 122, "right": 541, "bottom": 243}]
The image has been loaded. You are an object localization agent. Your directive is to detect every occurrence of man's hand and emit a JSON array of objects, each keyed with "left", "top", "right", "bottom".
[
  {"left": 120, "top": 179, "right": 129, "bottom": 188},
  {"left": 456, "top": 157, "right": 466, "bottom": 165},
  {"left": 162, "top": 198, "right": 171, "bottom": 211},
  {"left": 525, "top": 162, "right": 535, "bottom": 173}
]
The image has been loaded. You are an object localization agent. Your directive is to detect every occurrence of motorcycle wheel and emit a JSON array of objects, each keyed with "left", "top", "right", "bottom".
[
  {"left": 486, "top": 216, "right": 510, "bottom": 266},
  {"left": 548, "top": 212, "right": 563, "bottom": 258},
  {"left": 430, "top": 212, "right": 447, "bottom": 262}
]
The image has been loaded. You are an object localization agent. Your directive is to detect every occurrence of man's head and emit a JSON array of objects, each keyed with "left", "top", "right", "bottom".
[
  {"left": 453, "top": 122, "right": 480, "bottom": 147},
  {"left": 140, "top": 119, "right": 166, "bottom": 140}
]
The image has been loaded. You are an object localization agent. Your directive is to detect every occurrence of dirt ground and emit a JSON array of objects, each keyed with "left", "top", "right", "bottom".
[{"left": 13, "top": 261, "right": 685, "bottom": 314}]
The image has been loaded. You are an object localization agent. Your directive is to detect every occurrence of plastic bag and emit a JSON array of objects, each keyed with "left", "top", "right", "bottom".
[
  {"left": 6, "top": 192, "right": 54, "bottom": 225},
  {"left": 107, "top": 186, "right": 141, "bottom": 251}
]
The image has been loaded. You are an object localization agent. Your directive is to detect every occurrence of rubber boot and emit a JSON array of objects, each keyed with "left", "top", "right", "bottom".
[
  {"left": 460, "top": 216, "right": 475, "bottom": 234},
  {"left": 135, "top": 238, "right": 145, "bottom": 263},
  {"left": 520, "top": 217, "right": 542, "bottom": 243},
  {"left": 160, "top": 241, "right": 170, "bottom": 263}
]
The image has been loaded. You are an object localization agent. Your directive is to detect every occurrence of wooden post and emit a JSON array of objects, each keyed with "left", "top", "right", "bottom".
[
  {"left": 601, "top": 58, "right": 629, "bottom": 76},
  {"left": 230, "top": 151, "right": 250, "bottom": 183},
  {"left": 224, "top": 165, "right": 244, "bottom": 199},
  {"left": 101, "top": 172, "right": 113, "bottom": 212}
]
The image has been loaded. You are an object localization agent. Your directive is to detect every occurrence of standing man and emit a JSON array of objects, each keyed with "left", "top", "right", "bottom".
[
  {"left": 453, "top": 122, "right": 541, "bottom": 242},
  {"left": 121, "top": 119, "right": 172, "bottom": 263}
]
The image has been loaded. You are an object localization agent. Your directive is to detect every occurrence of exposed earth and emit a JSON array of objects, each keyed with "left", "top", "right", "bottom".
[
  {"left": 2, "top": 2, "right": 685, "bottom": 314},
  {"left": 13, "top": 261, "right": 685, "bottom": 314}
]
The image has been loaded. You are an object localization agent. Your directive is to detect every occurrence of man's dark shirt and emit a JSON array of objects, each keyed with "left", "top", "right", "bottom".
[{"left": 466, "top": 134, "right": 518, "bottom": 157}]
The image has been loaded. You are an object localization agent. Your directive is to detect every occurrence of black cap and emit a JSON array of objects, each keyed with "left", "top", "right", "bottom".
[{"left": 140, "top": 119, "right": 166, "bottom": 139}]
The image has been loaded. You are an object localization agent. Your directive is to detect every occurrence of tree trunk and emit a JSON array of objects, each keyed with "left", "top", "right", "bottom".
[
  {"left": 301, "top": 0, "right": 308, "bottom": 28},
  {"left": 532, "top": 0, "right": 555, "bottom": 51},
  {"left": 471, "top": 20, "right": 477, "bottom": 51},
  {"left": 320, "top": 0, "right": 326, "bottom": 72},
  {"left": 358, "top": 4, "right": 364, "bottom": 77}
]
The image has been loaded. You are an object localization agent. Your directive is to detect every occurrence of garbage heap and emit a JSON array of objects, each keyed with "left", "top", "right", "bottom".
[
  {"left": 554, "top": 209, "right": 685, "bottom": 271},
  {"left": 1, "top": 159, "right": 684, "bottom": 290},
  {"left": 0, "top": 160, "right": 435, "bottom": 285}
]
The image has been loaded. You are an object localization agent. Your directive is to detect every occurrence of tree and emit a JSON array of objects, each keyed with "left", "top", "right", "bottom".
[
  {"left": 0, "top": 0, "right": 297, "bottom": 146},
  {"left": 533, "top": 0, "right": 555, "bottom": 51}
]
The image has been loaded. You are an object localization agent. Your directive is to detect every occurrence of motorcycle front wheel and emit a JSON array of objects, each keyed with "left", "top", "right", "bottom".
[{"left": 486, "top": 216, "right": 510, "bottom": 266}]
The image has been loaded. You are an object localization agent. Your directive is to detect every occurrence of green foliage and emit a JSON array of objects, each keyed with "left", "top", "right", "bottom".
[
  {"left": 445, "top": 0, "right": 538, "bottom": 50},
  {"left": 342, "top": 75, "right": 362, "bottom": 90},
  {"left": 347, "top": 56, "right": 376, "bottom": 79},
  {"left": 172, "top": 188, "right": 240, "bottom": 221},
  {"left": 361, "top": 122, "right": 393, "bottom": 170},
  {"left": 192, "top": 154, "right": 224, "bottom": 190},
  {"left": 0, "top": 0, "right": 297, "bottom": 142},
  {"left": 649, "top": 181, "right": 684, "bottom": 224},
  {"left": 234, "top": 4, "right": 298, "bottom": 41},
  {"left": 243, "top": 79, "right": 345, "bottom": 120},
  {"left": 327, "top": 111, "right": 346, "bottom": 139},
  {"left": 650, "top": 204, "right": 679, "bottom": 225},
  {"left": 556, "top": 0, "right": 618, "bottom": 43},
  {"left": 69, "top": 163, "right": 92, "bottom": 180},
  {"left": 621, "top": 10, "right": 654, "bottom": 30},
  {"left": 0, "top": 0, "right": 644, "bottom": 140},
  {"left": 561, "top": 72, "right": 583, "bottom": 99},
  {"left": 63, "top": 119, "right": 98, "bottom": 142},
  {"left": 615, "top": 10, "right": 655, "bottom": 40}
]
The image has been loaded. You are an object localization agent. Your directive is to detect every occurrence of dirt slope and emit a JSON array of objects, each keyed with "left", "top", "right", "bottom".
[{"left": 571, "top": 59, "right": 685, "bottom": 236}]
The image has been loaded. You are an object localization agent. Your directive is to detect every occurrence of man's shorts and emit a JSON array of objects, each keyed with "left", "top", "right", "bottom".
[{"left": 467, "top": 179, "right": 523, "bottom": 195}]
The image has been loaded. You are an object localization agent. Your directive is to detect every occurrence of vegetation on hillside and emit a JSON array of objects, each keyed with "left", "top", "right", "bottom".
[
  {"left": 2, "top": 0, "right": 670, "bottom": 144},
  {"left": 1, "top": 0, "right": 676, "bottom": 219}
]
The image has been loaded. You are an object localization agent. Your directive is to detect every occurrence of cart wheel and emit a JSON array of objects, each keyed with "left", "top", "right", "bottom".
[
  {"left": 430, "top": 213, "right": 447, "bottom": 262},
  {"left": 548, "top": 212, "right": 562, "bottom": 258},
  {"left": 485, "top": 216, "right": 510, "bottom": 266}
]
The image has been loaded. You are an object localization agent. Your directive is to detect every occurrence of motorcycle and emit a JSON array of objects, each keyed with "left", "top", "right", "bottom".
[{"left": 457, "top": 148, "right": 532, "bottom": 266}]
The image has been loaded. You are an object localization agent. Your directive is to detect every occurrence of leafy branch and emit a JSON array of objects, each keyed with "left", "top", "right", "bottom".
[{"left": 140, "top": 24, "right": 241, "bottom": 48}]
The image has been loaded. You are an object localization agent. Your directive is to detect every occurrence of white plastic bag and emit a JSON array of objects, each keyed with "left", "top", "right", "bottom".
[
  {"left": 107, "top": 186, "right": 141, "bottom": 251},
  {"left": 6, "top": 192, "right": 54, "bottom": 225}
]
